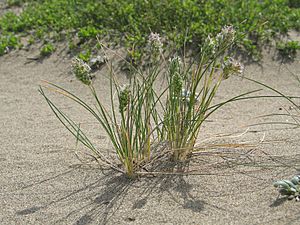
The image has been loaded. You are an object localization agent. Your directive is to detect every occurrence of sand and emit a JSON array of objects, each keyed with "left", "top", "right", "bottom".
[{"left": 0, "top": 35, "right": 300, "bottom": 225}]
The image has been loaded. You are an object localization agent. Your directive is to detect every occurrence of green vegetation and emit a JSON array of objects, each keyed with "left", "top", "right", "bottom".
[
  {"left": 288, "top": 0, "right": 300, "bottom": 8},
  {"left": 0, "top": 0, "right": 299, "bottom": 60},
  {"left": 40, "top": 43, "right": 55, "bottom": 56},
  {"left": 40, "top": 27, "right": 262, "bottom": 177},
  {"left": 274, "top": 176, "right": 300, "bottom": 200},
  {"left": 277, "top": 40, "right": 300, "bottom": 59},
  {"left": 40, "top": 49, "right": 161, "bottom": 177},
  {"left": 159, "top": 26, "right": 244, "bottom": 160},
  {"left": 0, "top": 34, "right": 19, "bottom": 55},
  {"left": 78, "top": 50, "right": 91, "bottom": 63}
]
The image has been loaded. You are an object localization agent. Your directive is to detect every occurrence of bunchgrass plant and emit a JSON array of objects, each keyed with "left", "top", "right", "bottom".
[
  {"left": 40, "top": 26, "right": 282, "bottom": 176},
  {"left": 40, "top": 53, "right": 162, "bottom": 178}
]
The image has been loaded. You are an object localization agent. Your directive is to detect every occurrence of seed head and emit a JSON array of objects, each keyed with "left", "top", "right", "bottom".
[
  {"left": 172, "top": 72, "right": 183, "bottom": 96},
  {"left": 205, "top": 35, "right": 217, "bottom": 55},
  {"left": 72, "top": 57, "right": 92, "bottom": 85},
  {"left": 169, "top": 56, "right": 182, "bottom": 74},
  {"left": 119, "top": 85, "right": 131, "bottom": 113},
  {"left": 181, "top": 89, "right": 200, "bottom": 104},
  {"left": 169, "top": 56, "right": 183, "bottom": 96},
  {"left": 216, "top": 25, "right": 236, "bottom": 45},
  {"left": 148, "top": 32, "right": 163, "bottom": 53},
  {"left": 222, "top": 57, "right": 244, "bottom": 79}
]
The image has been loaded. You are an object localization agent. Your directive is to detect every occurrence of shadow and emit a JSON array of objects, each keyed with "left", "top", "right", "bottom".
[
  {"left": 20, "top": 166, "right": 82, "bottom": 190},
  {"left": 16, "top": 206, "right": 42, "bottom": 215},
  {"left": 75, "top": 215, "right": 93, "bottom": 225},
  {"left": 128, "top": 174, "right": 207, "bottom": 215},
  {"left": 24, "top": 55, "right": 50, "bottom": 65},
  {"left": 269, "top": 197, "right": 288, "bottom": 208},
  {"left": 69, "top": 156, "right": 210, "bottom": 223},
  {"left": 16, "top": 143, "right": 293, "bottom": 225},
  {"left": 183, "top": 199, "right": 205, "bottom": 212},
  {"left": 123, "top": 158, "right": 209, "bottom": 214},
  {"left": 27, "top": 168, "right": 135, "bottom": 225},
  {"left": 132, "top": 198, "right": 147, "bottom": 209},
  {"left": 15, "top": 166, "right": 123, "bottom": 223},
  {"left": 274, "top": 52, "right": 297, "bottom": 64},
  {"left": 72, "top": 158, "right": 208, "bottom": 223}
]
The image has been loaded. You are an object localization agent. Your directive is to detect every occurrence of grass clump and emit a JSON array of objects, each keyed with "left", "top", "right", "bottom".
[
  {"left": 40, "top": 26, "right": 263, "bottom": 177},
  {"left": 0, "top": 0, "right": 299, "bottom": 60},
  {"left": 160, "top": 26, "right": 245, "bottom": 160},
  {"left": 40, "top": 70, "right": 159, "bottom": 178},
  {"left": 40, "top": 45, "right": 161, "bottom": 177}
]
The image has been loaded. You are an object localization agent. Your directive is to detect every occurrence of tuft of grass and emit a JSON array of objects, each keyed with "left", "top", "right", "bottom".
[
  {"left": 40, "top": 47, "right": 161, "bottom": 177},
  {"left": 39, "top": 27, "right": 250, "bottom": 175},
  {"left": 39, "top": 26, "right": 300, "bottom": 177},
  {"left": 158, "top": 26, "right": 248, "bottom": 160}
]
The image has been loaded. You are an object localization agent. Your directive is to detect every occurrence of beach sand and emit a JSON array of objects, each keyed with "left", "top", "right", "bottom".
[{"left": 0, "top": 34, "right": 300, "bottom": 225}]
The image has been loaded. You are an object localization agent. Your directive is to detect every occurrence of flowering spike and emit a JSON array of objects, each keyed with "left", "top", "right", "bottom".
[{"left": 71, "top": 57, "right": 92, "bottom": 85}]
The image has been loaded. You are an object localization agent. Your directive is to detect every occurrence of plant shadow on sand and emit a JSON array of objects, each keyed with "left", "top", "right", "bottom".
[
  {"left": 269, "top": 196, "right": 289, "bottom": 208},
  {"left": 13, "top": 136, "right": 300, "bottom": 225},
  {"left": 62, "top": 164, "right": 210, "bottom": 224},
  {"left": 15, "top": 160, "right": 208, "bottom": 224}
]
